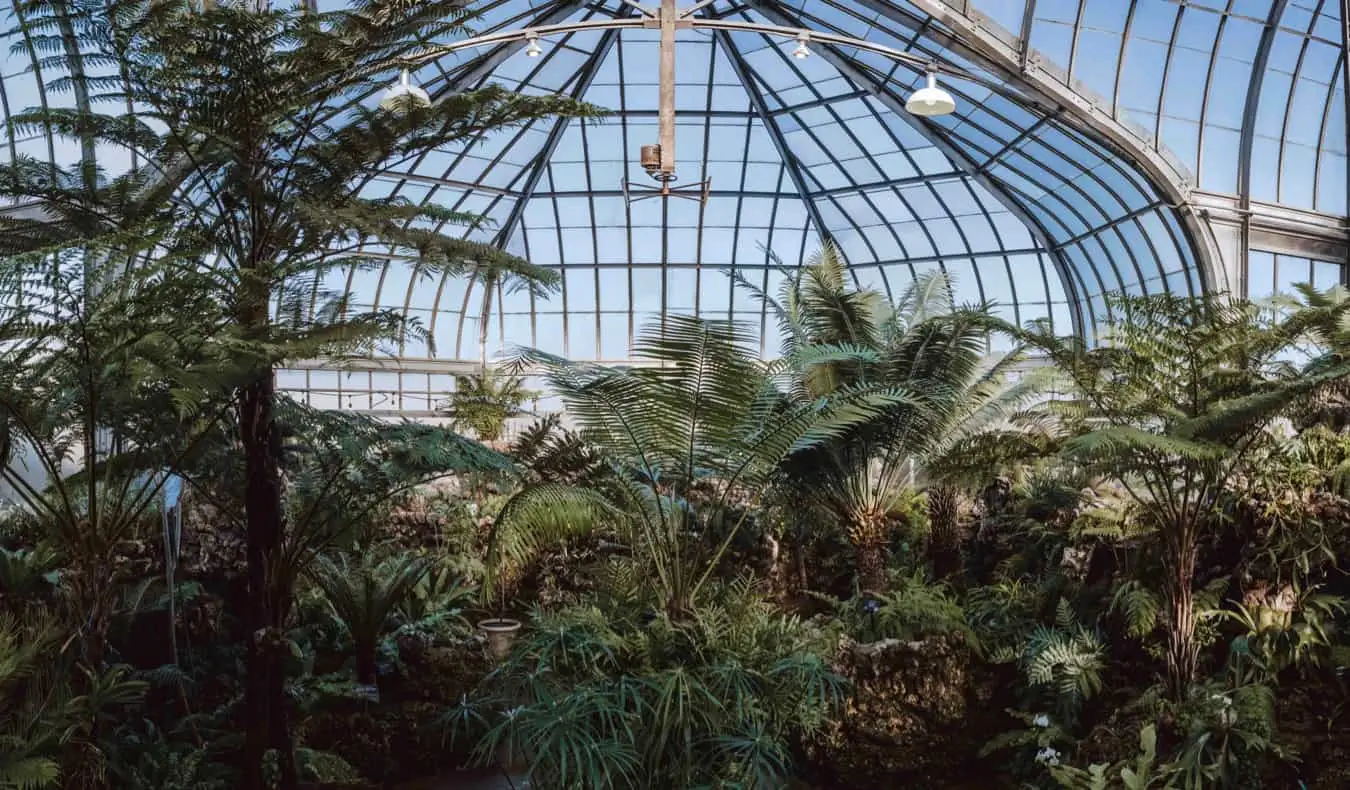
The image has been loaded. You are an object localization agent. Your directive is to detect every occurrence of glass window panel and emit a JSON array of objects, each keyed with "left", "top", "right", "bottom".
[
  {"left": 568, "top": 313, "right": 598, "bottom": 360},
  {"left": 1248, "top": 250, "right": 1276, "bottom": 299}
]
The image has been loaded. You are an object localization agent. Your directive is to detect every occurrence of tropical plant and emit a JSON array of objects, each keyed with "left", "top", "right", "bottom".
[
  {"left": 6, "top": 0, "right": 592, "bottom": 783},
  {"left": 1050, "top": 723, "right": 1170, "bottom": 790},
  {"left": 821, "top": 571, "right": 975, "bottom": 646},
  {"left": 743, "top": 243, "right": 1029, "bottom": 591},
  {"left": 1224, "top": 585, "right": 1346, "bottom": 686},
  {"left": 509, "top": 413, "right": 610, "bottom": 488},
  {"left": 1022, "top": 600, "right": 1108, "bottom": 725},
  {"left": 307, "top": 552, "right": 431, "bottom": 685},
  {"left": 488, "top": 314, "right": 908, "bottom": 617},
  {"left": 441, "top": 371, "right": 537, "bottom": 443},
  {"left": 0, "top": 546, "right": 59, "bottom": 610},
  {"left": 1169, "top": 683, "right": 1282, "bottom": 790},
  {"left": 0, "top": 251, "right": 241, "bottom": 669},
  {"left": 0, "top": 614, "right": 65, "bottom": 790},
  {"left": 1024, "top": 292, "right": 1350, "bottom": 698},
  {"left": 449, "top": 586, "right": 844, "bottom": 789}
]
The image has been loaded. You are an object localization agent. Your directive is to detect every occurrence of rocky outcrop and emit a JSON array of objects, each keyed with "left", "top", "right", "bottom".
[{"left": 802, "top": 634, "right": 1006, "bottom": 790}]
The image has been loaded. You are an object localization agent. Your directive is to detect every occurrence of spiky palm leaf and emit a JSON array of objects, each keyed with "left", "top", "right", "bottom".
[
  {"left": 755, "top": 246, "right": 1028, "bottom": 591},
  {"left": 500, "top": 314, "right": 912, "bottom": 614},
  {"left": 308, "top": 552, "right": 431, "bottom": 684}
]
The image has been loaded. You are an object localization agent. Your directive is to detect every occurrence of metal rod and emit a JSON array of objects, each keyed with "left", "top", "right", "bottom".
[
  {"left": 659, "top": 0, "right": 677, "bottom": 175},
  {"left": 406, "top": 17, "right": 941, "bottom": 76},
  {"left": 678, "top": 0, "right": 716, "bottom": 18}
]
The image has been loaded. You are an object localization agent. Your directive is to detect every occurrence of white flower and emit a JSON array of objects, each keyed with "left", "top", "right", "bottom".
[
  {"left": 1032, "top": 714, "right": 1050, "bottom": 728},
  {"left": 1034, "top": 746, "right": 1062, "bottom": 765}
]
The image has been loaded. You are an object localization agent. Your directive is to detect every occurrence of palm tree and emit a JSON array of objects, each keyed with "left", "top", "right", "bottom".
[
  {"left": 1023, "top": 292, "right": 1350, "bottom": 698},
  {"left": 748, "top": 242, "right": 1015, "bottom": 592},
  {"left": 6, "top": 3, "right": 592, "bottom": 786},
  {"left": 484, "top": 314, "right": 911, "bottom": 618}
]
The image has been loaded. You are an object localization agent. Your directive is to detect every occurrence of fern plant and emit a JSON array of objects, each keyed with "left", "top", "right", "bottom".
[
  {"left": 1022, "top": 599, "right": 1107, "bottom": 725},
  {"left": 1024, "top": 292, "right": 1350, "bottom": 698}
]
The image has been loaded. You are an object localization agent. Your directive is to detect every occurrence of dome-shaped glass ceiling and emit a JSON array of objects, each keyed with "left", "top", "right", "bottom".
[
  {"left": 2, "top": 0, "right": 1346, "bottom": 378},
  {"left": 342, "top": 0, "right": 1212, "bottom": 361}
]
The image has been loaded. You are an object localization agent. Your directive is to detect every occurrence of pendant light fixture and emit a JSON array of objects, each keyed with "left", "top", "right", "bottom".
[
  {"left": 905, "top": 68, "right": 956, "bottom": 116},
  {"left": 792, "top": 32, "right": 811, "bottom": 59},
  {"left": 379, "top": 68, "right": 431, "bottom": 112}
]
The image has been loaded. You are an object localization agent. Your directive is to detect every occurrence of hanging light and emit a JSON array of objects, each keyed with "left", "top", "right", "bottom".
[
  {"left": 379, "top": 68, "right": 431, "bottom": 112},
  {"left": 525, "top": 31, "right": 543, "bottom": 57},
  {"left": 792, "top": 32, "right": 811, "bottom": 59},
  {"left": 905, "top": 69, "right": 956, "bottom": 117}
]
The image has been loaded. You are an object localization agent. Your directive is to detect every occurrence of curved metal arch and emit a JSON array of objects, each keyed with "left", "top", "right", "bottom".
[
  {"left": 857, "top": 0, "right": 1227, "bottom": 296},
  {"left": 743, "top": 0, "right": 1089, "bottom": 335}
]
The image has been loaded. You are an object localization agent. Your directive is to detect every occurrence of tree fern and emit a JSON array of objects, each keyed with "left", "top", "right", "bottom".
[{"left": 1024, "top": 292, "right": 1350, "bottom": 698}]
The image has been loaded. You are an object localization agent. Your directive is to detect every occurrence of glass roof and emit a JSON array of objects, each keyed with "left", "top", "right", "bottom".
[
  {"left": 2, "top": 0, "right": 1345, "bottom": 367},
  {"left": 974, "top": 0, "right": 1347, "bottom": 214}
]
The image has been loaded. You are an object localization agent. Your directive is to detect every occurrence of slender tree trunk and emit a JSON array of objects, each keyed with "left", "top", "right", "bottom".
[
  {"left": 928, "top": 485, "right": 962, "bottom": 579},
  {"left": 239, "top": 369, "right": 297, "bottom": 790},
  {"left": 1164, "top": 533, "right": 1199, "bottom": 700}
]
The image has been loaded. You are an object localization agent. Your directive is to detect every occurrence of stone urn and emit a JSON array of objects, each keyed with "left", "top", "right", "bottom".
[{"left": 477, "top": 618, "right": 522, "bottom": 661}]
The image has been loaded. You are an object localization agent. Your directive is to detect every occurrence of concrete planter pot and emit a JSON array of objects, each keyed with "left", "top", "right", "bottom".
[{"left": 478, "top": 618, "right": 522, "bottom": 662}]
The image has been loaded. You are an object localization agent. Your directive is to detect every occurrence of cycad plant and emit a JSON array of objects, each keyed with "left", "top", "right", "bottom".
[
  {"left": 5, "top": 2, "right": 592, "bottom": 783},
  {"left": 1024, "top": 292, "right": 1350, "bottom": 698},
  {"left": 442, "top": 371, "right": 537, "bottom": 444},
  {"left": 489, "top": 314, "right": 910, "bottom": 618},
  {"left": 307, "top": 552, "right": 431, "bottom": 685},
  {"left": 748, "top": 242, "right": 1023, "bottom": 591}
]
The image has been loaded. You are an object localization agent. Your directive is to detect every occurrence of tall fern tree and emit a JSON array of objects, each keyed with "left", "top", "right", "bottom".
[
  {"left": 5, "top": 2, "right": 593, "bottom": 786},
  {"left": 1024, "top": 293, "right": 1350, "bottom": 699}
]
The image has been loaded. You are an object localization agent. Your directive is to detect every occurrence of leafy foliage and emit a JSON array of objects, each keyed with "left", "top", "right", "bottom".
[
  {"left": 451, "top": 586, "right": 843, "bottom": 789},
  {"left": 748, "top": 243, "right": 1037, "bottom": 591},
  {"left": 497, "top": 313, "right": 910, "bottom": 615},
  {"left": 1025, "top": 292, "right": 1350, "bottom": 697},
  {"left": 307, "top": 552, "right": 431, "bottom": 684},
  {"left": 442, "top": 372, "right": 538, "bottom": 443}
]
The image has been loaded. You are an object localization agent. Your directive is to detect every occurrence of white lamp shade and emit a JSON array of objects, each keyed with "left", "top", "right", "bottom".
[
  {"left": 905, "top": 72, "right": 956, "bottom": 117},
  {"left": 380, "top": 70, "right": 431, "bottom": 112}
]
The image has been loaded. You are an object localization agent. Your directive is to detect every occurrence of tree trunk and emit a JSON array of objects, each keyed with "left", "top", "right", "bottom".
[
  {"left": 1164, "top": 537, "right": 1199, "bottom": 700},
  {"left": 239, "top": 371, "right": 297, "bottom": 790},
  {"left": 355, "top": 640, "right": 378, "bottom": 686},
  {"left": 928, "top": 485, "right": 962, "bottom": 580},
  {"left": 851, "top": 513, "right": 889, "bottom": 594}
]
